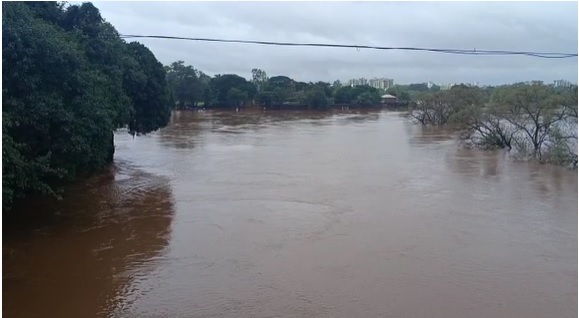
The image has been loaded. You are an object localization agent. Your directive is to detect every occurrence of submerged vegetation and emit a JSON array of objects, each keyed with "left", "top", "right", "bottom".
[{"left": 409, "top": 83, "right": 578, "bottom": 168}]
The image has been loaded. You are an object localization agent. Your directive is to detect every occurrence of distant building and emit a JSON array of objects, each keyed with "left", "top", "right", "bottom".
[
  {"left": 348, "top": 77, "right": 394, "bottom": 89},
  {"left": 348, "top": 78, "right": 368, "bottom": 87},
  {"left": 440, "top": 83, "right": 457, "bottom": 90},
  {"left": 554, "top": 79, "right": 572, "bottom": 88},
  {"left": 381, "top": 94, "right": 398, "bottom": 105},
  {"left": 369, "top": 78, "right": 394, "bottom": 90}
]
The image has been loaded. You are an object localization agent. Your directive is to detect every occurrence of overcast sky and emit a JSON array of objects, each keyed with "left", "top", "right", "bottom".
[{"left": 93, "top": 1, "right": 578, "bottom": 85}]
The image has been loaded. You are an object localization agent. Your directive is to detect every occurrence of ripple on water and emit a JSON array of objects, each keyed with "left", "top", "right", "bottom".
[{"left": 4, "top": 110, "right": 577, "bottom": 318}]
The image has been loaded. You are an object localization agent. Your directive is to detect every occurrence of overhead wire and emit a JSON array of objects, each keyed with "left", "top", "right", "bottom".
[{"left": 119, "top": 34, "right": 578, "bottom": 59}]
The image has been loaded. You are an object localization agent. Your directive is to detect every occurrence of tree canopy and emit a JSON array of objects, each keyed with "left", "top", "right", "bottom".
[
  {"left": 206, "top": 74, "right": 256, "bottom": 108},
  {"left": 334, "top": 85, "right": 381, "bottom": 105},
  {"left": 3, "top": 1, "right": 172, "bottom": 208}
]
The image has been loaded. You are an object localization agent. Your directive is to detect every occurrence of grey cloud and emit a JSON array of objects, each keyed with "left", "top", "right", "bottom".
[{"left": 93, "top": 1, "right": 577, "bottom": 85}]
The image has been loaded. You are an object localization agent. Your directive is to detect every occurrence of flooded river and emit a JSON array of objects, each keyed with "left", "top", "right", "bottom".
[{"left": 3, "top": 110, "right": 577, "bottom": 318}]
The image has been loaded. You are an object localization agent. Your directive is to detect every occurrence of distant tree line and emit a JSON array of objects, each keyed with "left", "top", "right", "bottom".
[
  {"left": 3, "top": 2, "right": 173, "bottom": 209},
  {"left": 163, "top": 64, "right": 398, "bottom": 110},
  {"left": 164, "top": 62, "right": 488, "bottom": 111}
]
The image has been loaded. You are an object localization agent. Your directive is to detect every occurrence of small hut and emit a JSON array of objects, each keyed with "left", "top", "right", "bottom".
[{"left": 381, "top": 94, "right": 398, "bottom": 106}]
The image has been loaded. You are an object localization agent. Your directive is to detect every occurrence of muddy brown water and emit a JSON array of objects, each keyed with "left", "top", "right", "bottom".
[{"left": 3, "top": 110, "right": 577, "bottom": 318}]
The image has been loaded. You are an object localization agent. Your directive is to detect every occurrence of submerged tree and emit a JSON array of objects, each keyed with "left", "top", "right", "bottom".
[
  {"left": 410, "top": 85, "right": 483, "bottom": 126},
  {"left": 452, "top": 83, "right": 578, "bottom": 167},
  {"left": 491, "top": 83, "right": 574, "bottom": 161}
]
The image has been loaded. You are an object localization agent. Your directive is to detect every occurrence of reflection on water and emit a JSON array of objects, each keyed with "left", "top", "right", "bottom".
[
  {"left": 3, "top": 162, "right": 175, "bottom": 318},
  {"left": 447, "top": 148, "right": 506, "bottom": 178},
  {"left": 158, "top": 111, "right": 204, "bottom": 149},
  {"left": 406, "top": 124, "right": 458, "bottom": 146},
  {"left": 4, "top": 110, "right": 577, "bottom": 318}
]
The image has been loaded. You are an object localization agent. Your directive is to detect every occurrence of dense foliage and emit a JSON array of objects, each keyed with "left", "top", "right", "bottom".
[
  {"left": 168, "top": 65, "right": 385, "bottom": 110},
  {"left": 167, "top": 63, "right": 468, "bottom": 111},
  {"left": 3, "top": 2, "right": 172, "bottom": 208}
]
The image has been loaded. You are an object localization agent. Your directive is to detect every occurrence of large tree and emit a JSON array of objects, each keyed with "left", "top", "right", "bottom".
[
  {"left": 123, "top": 42, "right": 172, "bottom": 135},
  {"left": 334, "top": 86, "right": 355, "bottom": 104},
  {"left": 165, "top": 61, "right": 207, "bottom": 108},
  {"left": 251, "top": 68, "right": 269, "bottom": 92},
  {"left": 305, "top": 87, "right": 329, "bottom": 110},
  {"left": 491, "top": 83, "right": 572, "bottom": 160},
  {"left": 2, "top": 2, "right": 172, "bottom": 208},
  {"left": 206, "top": 74, "right": 256, "bottom": 107}
]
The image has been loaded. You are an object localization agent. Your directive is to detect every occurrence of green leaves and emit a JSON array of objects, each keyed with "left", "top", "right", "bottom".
[
  {"left": 305, "top": 87, "right": 329, "bottom": 109},
  {"left": 206, "top": 74, "right": 256, "bottom": 107},
  {"left": 227, "top": 87, "right": 249, "bottom": 107},
  {"left": 124, "top": 42, "right": 171, "bottom": 135},
  {"left": 333, "top": 85, "right": 380, "bottom": 105},
  {"left": 2, "top": 2, "right": 172, "bottom": 209},
  {"left": 165, "top": 61, "right": 208, "bottom": 108}
]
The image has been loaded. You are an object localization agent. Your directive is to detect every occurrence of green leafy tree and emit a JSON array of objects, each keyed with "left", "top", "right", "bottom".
[
  {"left": 313, "top": 81, "right": 333, "bottom": 98},
  {"left": 334, "top": 86, "right": 355, "bottom": 104},
  {"left": 2, "top": 2, "right": 171, "bottom": 208},
  {"left": 263, "top": 76, "right": 295, "bottom": 104},
  {"left": 207, "top": 74, "right": 256, "bottom": 107},
  {"left": 294, "top": 81, "right": 311, "bottom": 92},
  {"left": 123, "top": 42, "right": 172, "bottom": 135},
  {"left": 227, "top": 87, "right": 249, "bottom": 107},
  {"left": 408, "top": 83, "right": 429, "bottom": 92},
  {"left": 387, "top": 86, "right": 411, "bottom": 103},
  {"left": 165, "top": 61, "right": 206, "bottom": 108},
  {"left": 305, "top": 87, "right": 329, "bottom": 110},
  {"left": 356, "top": 91, "right": 381, "bottom": 106},
  {"left": 251, "top": 68, "right": 269, "bottom": 92}
]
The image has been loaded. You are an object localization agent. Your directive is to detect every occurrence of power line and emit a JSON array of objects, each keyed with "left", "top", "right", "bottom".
[{"left": 119, "top": 34, "right": 578, "bottom": 59}]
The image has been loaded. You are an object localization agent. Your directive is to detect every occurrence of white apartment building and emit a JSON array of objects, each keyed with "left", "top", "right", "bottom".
[
  {"left": 348, "top": 78, "right": 394, "bottom": 90},
  {"left": 369, "top": 78, "right": 394, "bottom": 90},
  {"left": 553, "top": 79, "right": 572, "bottom": 87},
  {"left": 348, "top": 78, "right": 368, "bottom": 86}
]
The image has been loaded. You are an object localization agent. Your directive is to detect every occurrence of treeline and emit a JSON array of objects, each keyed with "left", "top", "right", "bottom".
[
  {"left": 409, "top": 83, "right": 578, "bottom": 168},
  {"left": 164, "top": 61, "right": 495, "bottom": 110},
  {"left": 164, "top": 62, "right": 393, "bottom": 110},
  {"left": 3, "top": 2, "right": 172, "bottom": 208}
]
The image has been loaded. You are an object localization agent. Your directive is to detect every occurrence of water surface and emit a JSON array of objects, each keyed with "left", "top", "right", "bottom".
[{"left": 4, "top": 110, "right": 577, "bottom": 318}]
